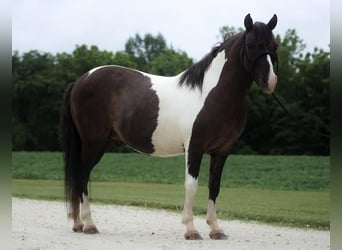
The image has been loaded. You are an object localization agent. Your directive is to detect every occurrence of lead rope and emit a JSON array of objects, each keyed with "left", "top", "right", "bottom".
[{"left": 271, "top": 92, "right": 329, "bottom": 139}]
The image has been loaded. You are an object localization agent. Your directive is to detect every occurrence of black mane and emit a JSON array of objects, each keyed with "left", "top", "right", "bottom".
[{"left": 178, "top": 44, "right": 223, "bottom": 90}]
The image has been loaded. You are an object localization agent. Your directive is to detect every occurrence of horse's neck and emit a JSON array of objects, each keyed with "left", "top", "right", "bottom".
[
  {"left": 202, "top": 39, "right": 251, "bottom": 102},
  {"left": 201, "top": 50, "right": 227, "bottom": 97}
]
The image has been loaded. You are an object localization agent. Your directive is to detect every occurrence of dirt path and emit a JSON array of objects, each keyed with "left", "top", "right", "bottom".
[{"left": 12, "top": 198, "right": 329, "bottom": 249}]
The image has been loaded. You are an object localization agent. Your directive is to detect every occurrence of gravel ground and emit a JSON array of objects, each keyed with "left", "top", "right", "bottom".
[{"left": 12, "top": 198, "right": 329, "bottom": 250}]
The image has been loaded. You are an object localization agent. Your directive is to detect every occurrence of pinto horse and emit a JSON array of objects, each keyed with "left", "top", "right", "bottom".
[{"left": 60, "top": 14, "right": 278, "bottom": 240}]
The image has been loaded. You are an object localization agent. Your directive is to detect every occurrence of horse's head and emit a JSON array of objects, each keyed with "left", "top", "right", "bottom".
[{"left": 242, "top": 14, "right": 278, "bottom": 94}]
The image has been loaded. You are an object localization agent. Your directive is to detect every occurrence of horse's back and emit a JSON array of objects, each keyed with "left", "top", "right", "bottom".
[{"left": 70, "top": 65, "right": 159, "bottom": 154}]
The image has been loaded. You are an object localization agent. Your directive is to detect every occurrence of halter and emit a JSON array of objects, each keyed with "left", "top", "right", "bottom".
[
  {"left": 250, "top": 51, "right": 279, "bottom": 75},
  {"left": 241, "top": 33, "right": 279, "bottom": 79}
]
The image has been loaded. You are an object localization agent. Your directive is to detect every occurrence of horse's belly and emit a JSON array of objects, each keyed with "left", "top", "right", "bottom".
[{"left": 150, "top": 125, "right": 186, "bottom": 157}]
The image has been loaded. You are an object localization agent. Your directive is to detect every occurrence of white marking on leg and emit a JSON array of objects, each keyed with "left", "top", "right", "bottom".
[
  {"left": 265, "top": 55, "right": 277, "bottom": 94},
  {"left": 182, "top": 173, "right": 198, "bottom": 232},
  {"left": 206, "top": 199, "right": 221, "bottom": 232},
  {"left": 181, "top": 152, "right": 199, "bottom": 234},
  {"left": 80, "top": 193, "right": 97, "bottom": 231},
  {"left": 67, "top": 203, "right": 83, "bottom": 231}
]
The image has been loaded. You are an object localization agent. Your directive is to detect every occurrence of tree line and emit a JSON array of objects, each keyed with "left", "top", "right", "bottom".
[{"left": 12, "top": 28, "right": 330, "bottom": 155}]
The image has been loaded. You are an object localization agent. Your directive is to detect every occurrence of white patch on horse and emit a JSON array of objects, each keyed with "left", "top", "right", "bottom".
[
  {"left": 206, "top": 199, "right": 221, "bottom": 232},
  {"left": 147, "top": 50, "right": 227, "bottom": 156},
  {"left": 87, "top": 65, "right": 112, "bottom": 77},
  {"left": 265, "top": 55, "right": 277, "bottom": 94},
  {"left": 181, "top": 171, "right": 198, "bottom": 231},
  {"left": 80, "top": 193, "right": 97, "bottom": 231},
  {"left": 88, "top": 65, "right": 136, "bottom": 77}
]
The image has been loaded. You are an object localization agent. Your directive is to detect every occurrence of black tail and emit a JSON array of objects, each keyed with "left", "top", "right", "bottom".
[{"left": 59, "top": 82, "right": 83, "bottom": 221}]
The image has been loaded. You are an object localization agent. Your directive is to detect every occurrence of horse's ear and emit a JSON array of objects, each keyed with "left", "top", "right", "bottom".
[
  {"left": 267, "top": 14, "right": 277, "bottom": 30},
  {"left": 244, "top": 14, "right": 253, "bottom": 31}
]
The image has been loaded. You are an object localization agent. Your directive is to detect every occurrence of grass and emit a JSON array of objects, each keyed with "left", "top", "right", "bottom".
[
  {"left": 12, "top": 152, "right": 330, "bottom": 230},
  {"left": 12, "top": 152, "right": 330, "bottom": 191},
  {"left": 12, "top": 179, "right": 330, "bottom": 230}
]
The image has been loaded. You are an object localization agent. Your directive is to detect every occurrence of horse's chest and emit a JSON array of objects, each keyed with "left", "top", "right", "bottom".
[
  {"left": 191, "top": 101, "right": 247, "bottom": 154},
  {"left": 206, "top": 123, "right": 244, "bottom": 153}
]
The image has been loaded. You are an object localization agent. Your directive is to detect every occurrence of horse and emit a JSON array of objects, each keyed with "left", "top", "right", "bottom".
[{"left": 60, "top": 14, "right": 278, "bottom": 240}]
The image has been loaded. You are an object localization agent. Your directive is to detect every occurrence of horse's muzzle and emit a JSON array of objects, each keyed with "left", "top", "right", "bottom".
[{"left": 263, "top": 73, "right": 277, "bottom": 94}]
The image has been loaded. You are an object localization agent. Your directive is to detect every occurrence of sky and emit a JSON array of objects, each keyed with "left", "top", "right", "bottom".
[{"left": 12, "top": 0, "right": 330, "bottom": 61}]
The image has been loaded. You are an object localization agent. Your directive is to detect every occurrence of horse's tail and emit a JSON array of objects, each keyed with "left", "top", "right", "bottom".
[{"left": 59, "top": 82, "right": 82, "bottom": 221}]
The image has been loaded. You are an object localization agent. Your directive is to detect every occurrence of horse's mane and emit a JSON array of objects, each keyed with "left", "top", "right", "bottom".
[
  {"left": 178, "top": 32, "right": 243, "bottom": 90},
  {"left": 178, "top": 44, "right": 223, "bottom": 90}
]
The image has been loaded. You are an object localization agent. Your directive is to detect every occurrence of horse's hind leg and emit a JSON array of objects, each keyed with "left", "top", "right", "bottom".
[
  {"left": 79, "top": 142, "right": 106, "bottom": 234},
  {"left": 80, "top": 192, "right": 98, "bottom": 234},
  {"left": 68, "top": 202, "right": 83, "bottom": 232}
]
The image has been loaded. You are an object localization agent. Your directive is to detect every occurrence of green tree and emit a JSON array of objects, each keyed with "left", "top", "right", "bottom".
[
  {"left": 12, "top": 50, "right": 63, "bottom": 150},
  {"left": 275, "top": 29, "right": 306, "bottom": 101},
  {"left": 270, "top": 48, "right": 330, "bottom": 155},
  {"left": 124, "top": 33, "right": 167, "bottom": 71},
  {"left": 71, "top": 45, "right": 115, "bottom": 73},
  {"left": 218, "top": 26, "right": 244, "bottom": 40},
  {"left": 55, "top": 45, "right": 117, "bottom": 82},
  {"left": 112, "top": 51, "right": 137, "bottom": 69},
  {"left": 149, "top": 49, "right": 193, "bottom": 76},
  {"left": 124, "top": 33, "right": 193, "bottom": 75}
]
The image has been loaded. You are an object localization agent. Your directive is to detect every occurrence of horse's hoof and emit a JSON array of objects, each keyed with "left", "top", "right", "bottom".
[
  {"left": 83, "top": 225, "right": 99, "bottom": 234},
  {"left": 184, "top": 231, "right": 203, "bottom": 240},
  {"left": 72, "top": 223, "right": 84, "bottom": 233},
  {"left": 209, "top": 230, "right": 228, "bottom": 240}
]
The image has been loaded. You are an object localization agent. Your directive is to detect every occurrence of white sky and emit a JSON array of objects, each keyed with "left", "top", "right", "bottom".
[{"left": 12, "top": 0, "right": 330, "bottom": 61}]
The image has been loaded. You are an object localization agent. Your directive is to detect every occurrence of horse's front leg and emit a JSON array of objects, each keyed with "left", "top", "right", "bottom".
[
  {"left": 206, "top": 153, "right": 228, "bottom": 240},
  {"left": 181, "top": 147, "right": 203, "bottom": 240}
]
